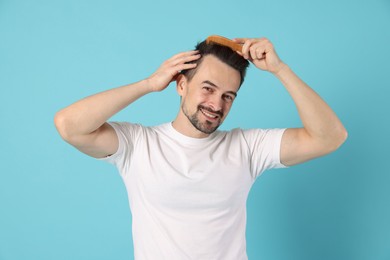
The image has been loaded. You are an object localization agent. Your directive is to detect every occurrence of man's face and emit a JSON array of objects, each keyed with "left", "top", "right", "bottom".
[{"left": 179, "top": 55, "right": 241, "bottom": 135}]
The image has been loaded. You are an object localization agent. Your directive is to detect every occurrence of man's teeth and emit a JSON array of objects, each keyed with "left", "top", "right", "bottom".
[{"left": 201, "top": 109, "right": 218, "bottom": 118}]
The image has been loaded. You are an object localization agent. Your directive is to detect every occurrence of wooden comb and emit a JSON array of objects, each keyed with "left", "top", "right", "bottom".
[{"left": 206, "top": 35, "right": 242, "bottom": 53}]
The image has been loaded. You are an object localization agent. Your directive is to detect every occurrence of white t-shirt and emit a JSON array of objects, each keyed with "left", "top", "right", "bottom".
[{"left": 101, "top": 122, "right": 286, "bottom": 260}]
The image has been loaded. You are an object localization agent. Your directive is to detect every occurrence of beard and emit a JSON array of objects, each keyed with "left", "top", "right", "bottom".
[{"left": 182, "top": 103, "right": 223, "bottom": 135}]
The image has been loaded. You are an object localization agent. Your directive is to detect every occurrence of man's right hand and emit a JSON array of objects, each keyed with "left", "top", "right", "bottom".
[
  {"left": 146, "top": 50, "right": 201, "bottom": 92},
  {"left": 55, "top": 50, "right": 201, "bottom": 158}
]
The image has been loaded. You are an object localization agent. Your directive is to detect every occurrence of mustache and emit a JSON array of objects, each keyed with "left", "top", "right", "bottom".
[{"left": 198, "top": 105, "right": 223, "bottom": 118}]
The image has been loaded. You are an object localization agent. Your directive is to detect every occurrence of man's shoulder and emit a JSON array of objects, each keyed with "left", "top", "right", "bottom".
[
  {"left": 221, "top": 127, "right": 287, "bottom": 143},
  {"left": 107, "top": 121, "right": 170, "bottom": 139},
  {"left": 218, "top": 127, "right": 261, "bottom": 137},
  {"left": 108, "top": 121, "right": 168, "bottom": 130}
]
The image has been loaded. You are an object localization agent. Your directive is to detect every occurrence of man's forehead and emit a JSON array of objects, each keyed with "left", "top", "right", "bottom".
[{"left": 194, "top": 55, "right": 241, "bottom": 90}]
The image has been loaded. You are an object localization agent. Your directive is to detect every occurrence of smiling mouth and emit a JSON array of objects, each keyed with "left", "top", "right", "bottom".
[{"left": 199, "top": 107, "right": 222, "bottom": 120}]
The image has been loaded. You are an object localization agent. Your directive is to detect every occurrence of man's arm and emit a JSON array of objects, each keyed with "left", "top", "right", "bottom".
[
  {"left": 234, "top": 37, "right": 348, "bottom": 166},
  {"left": 54, "top": 50, "right": 200, "bottom": 158}
]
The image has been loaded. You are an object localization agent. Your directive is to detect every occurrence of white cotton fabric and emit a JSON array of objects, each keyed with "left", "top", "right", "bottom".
[{"left": 100, "top": 122, "right": 286, "bottom": 260}]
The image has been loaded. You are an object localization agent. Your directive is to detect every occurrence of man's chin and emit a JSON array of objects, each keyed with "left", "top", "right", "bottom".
[
  {"left": 184, "top": 108, "right": 222, "bottom": 135},
  {"left": 195, "top": 121, "right": 221, "bottom": 135}
]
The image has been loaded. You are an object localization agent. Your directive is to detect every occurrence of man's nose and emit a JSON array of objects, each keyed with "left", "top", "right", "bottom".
[{"left": 208, "top": 95, "right": 223, "bottom": 112}]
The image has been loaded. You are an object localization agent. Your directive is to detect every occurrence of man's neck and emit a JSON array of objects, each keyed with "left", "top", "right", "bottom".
[{"left": 172, "top": 113, "right": 210, "bottom": 139}]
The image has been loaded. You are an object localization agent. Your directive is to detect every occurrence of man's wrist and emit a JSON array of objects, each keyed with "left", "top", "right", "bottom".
[
  {"left": 273, "top": 62, "right": 290, "bottom": 79},
  {"left": 141, "top": 78, "right": 158, "bottom": 93}
]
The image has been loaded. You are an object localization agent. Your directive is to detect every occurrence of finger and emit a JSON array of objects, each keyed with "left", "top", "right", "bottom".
[
  {"left": 175, "top": 62, "right": 197, "bottom": 73},
  {"left": 169, "top": 51, "right": 199, "bottom": 64},
  {"left": 255, "top": 38, "right": 273, "bottom": 53},
  {"left": 249, "top": 46, "right": 258, "bottom": 60},
  {"left": 168, "top": 50, "right": 200, "bottom": 62},
  {"left": 232, "top": 38, "right": 248, "bottom": 44},
  {"left": 173, "top": 63, "right": 197, "bottom": 79},
  {"left": 166, "top": 52, "right": 199, "bottom": 68},
  {"left": 257, "top": 49, "right": 266, "bottom": 60},
  {"left": 250, "top": 45, "right": 265, "bottom": 60},
  {"left": 181, "top": 53, "right": 201, "bottom": 63},
  {"left": 171, "top": 53, "right": 201, "bottom": 67},
  {"left": 241, "top": 39, "right": 256, "bottom": 60}
]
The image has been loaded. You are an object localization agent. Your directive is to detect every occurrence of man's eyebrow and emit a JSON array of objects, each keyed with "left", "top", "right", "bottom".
[{"left": 202, "top": 80, "right": 237, "bottom": 97}]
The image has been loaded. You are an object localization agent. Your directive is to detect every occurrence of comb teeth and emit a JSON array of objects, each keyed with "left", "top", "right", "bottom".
[{"left": 206, "top": 35, "right": 242, "bottom": 53}]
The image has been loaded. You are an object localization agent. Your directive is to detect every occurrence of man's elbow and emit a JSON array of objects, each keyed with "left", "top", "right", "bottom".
[
  {"left": 54, "top": 111, "right": 73, "bottom": 142},
  {"left": 327, "top": 127, "right": 348, "bottom": 153}
]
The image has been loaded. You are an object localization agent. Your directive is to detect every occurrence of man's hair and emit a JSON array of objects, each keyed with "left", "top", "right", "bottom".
[{"left": 181, "top": 40, "right": 250, "bottom": 86}]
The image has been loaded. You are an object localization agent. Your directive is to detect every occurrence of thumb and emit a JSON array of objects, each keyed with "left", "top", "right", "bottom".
[{"left": 232, "top": 38, "right": 247, "bottom": 44}]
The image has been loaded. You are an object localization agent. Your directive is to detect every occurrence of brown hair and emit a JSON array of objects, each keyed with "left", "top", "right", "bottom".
[{"left": 181, "top": 40, "right": 249, "bottom": 86}]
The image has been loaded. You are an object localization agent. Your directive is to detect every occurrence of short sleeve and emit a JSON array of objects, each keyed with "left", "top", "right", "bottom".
[
  {"left": 98, "top": 122, "right": 142, "bottom": 176},
  {"left": 242, "top": 128, "right": 287, "bottom": 179}
]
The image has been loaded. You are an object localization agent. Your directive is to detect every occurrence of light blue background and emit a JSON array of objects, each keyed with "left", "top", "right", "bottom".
[{"left": 1, "top": 0, "right": 389, "bottom": 259}]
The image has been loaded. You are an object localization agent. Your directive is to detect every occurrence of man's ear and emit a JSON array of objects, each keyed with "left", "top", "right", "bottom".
[{"left": 176, "top": 74, "right": 187, "bottom": 96}]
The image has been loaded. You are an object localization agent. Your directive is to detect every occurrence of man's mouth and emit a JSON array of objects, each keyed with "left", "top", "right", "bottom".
[{"left": 199, "top": 106, "right": 222, "bottom": 120}]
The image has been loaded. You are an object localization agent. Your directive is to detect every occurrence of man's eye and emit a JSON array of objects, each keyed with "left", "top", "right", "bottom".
[
  {"left": 223, "top": 95, "right": 234, "bottom": 102},
  {"left": 203, "top": 86, "right": 212, "bottom": 92}
]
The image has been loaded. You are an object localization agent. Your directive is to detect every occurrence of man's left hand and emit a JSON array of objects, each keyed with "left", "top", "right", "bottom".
[{"left": 233, "top": 37, "right": 285, "bottom": 74}]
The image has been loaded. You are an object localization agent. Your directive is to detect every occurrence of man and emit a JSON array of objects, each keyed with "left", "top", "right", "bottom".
[{"left": 55, "top": 37, "right": 347, "bottom": 259}]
